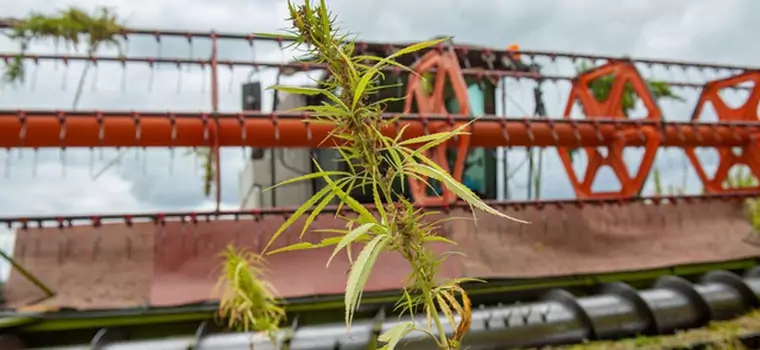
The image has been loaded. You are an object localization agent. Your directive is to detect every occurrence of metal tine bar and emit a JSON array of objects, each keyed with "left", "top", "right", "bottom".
[
  {"left": 0, "top": 192, "right": 758, "bottom": 229},
  {"left": 0, "top": 53, "right": 743, "bottom": 90},
  {"left": 4, "top": 110, "right": 760, "bottom": 149},
  {"left": 0, "top": 21, "right": 752, "bottom": 73}
]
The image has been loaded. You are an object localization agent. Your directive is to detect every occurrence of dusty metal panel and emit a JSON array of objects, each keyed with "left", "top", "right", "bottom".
[{"left": 3, "top": 200, "right": 759, "bottom": 310}]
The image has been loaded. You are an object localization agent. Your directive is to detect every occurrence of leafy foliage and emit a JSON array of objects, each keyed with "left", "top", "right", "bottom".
[
  {"left": 724, "top": 167, "right": 760, "bottom": 232},
  {"left": 652, "top": 167, "right": 684, "bottom": 196},
  {"left": 221, "top": 1, "right": 526, "bottom": 349},
  {"left": 186, "top": 147, "right": 215, "bottom": 197},
  {"left": 576, "top": 60, "right": 685, "bottom": 116},
  {"left": 568, "top": 62, "right": 685, "bottom": 164},
  {"left": 3, "top": 7, "right": 125, "bottom": 84},
  {"left": 545, "top": 309, "right": 760, "bottom": 349},
  {"left": 214, "top": 245, "right": 285, "bottom": 338},
  {"left": 3, "top": 8, "right": 216, "bottom": 195}
]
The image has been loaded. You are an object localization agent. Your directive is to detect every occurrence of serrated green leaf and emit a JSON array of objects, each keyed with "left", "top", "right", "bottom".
[
  {"left": 352, "top": 55, "right": 418, "bottom": 77},
  {"left": 393, "top": 124, "right": 412, "bottom": 142},
  {"left": 372, "top": 178, "right": 388, "bottom": 224},
  {"left": 371, "top": 37, "right": 451, "bottom": 72},
  {"left": 300, "top": 189, "right": 337, "bottom": 239},
  {"left": 289, "top": 104, "right": 348, "bottom": 119},
  {"left": 263, "top": 185, "right": 332, "bottom": 254},
  {"left": 327, "top": 222, "right": 376, "bottom": 267},
  {"left": 264, "top": 171, "right": 350, "bottom": 192},
  {"left": 353, "top": 68, "right": 378, "bottom": 110},
  {"left": 404, "top": 121, "right": 473, "bottom": 159},
  {"left": 345, "top": 234, "right": 388, "bottom": 329},
  {"left": 410, "top": 162, "right": 529, "bottom": 224},
  {"left": 267, "top": 236, "right": 343, "bottom": 254},
  {"left": 254, "top": 32, "right": 299, "bottom": 40},
  {"left": 378, "top": 321, "right": 416, "bottom": 350},
  {"left": 267, "top": 85, "right": 325, "bottom": 96},
  {"left": 334, "top": 45, "right": 359, "bottom": 84},
  {"left": 423, "top": 235, "right": 458, "bottom": 245},
  {"left": 315, "top": 160, "right": 377, "bottom": 225},
  {"left": 398, "top": 128, "right": 467, "bottom": 147}
]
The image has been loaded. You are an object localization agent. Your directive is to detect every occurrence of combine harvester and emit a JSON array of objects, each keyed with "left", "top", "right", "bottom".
[{"left": 0, "top": 19, "right": 759, "bottom": 349}]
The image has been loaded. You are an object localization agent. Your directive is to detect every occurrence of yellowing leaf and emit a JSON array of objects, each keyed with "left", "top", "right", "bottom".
[
  {"left": 423, "top": 235, "right": 458, "bottom": 245},
  {"left": 398, "top": 128, "right": 467, "bottom": 147},
  {"left": 267, "top": 236, "right": 343, "bottom": 254},
  {"left": 378, "top": 321, "right": 416, "bottom": 350},
  {"left": 263, "top": 171, "right": 350, "bottom": 192},
  {"left": 410, "top": 163, "right": 529, "bottom": 224},
  {"left": 372, "top": 37, "right": 452, "bottom": 73},
  {"left": 264, "top": 179, "right": 346, "bottom": 254},
  {"left": 267, "top": 85, "right": 325, "bottom": 96},
  {"left": 299, "top": 190, "right": 337, "bottom": 239},
  {"left": 327, "top": 222, "right": 376, "bottom": 267},
  {"left": 353, "top": 68, "right": 378, "bottom": 110},
  {"left": 403, "top": 121, "right": 474, "bottom": 158},
  {"left": 315, "top": 161, "right": 377, "bottom": 225},
  {"left": 345, "top": 234, "right": 388, "bottom": 329}
]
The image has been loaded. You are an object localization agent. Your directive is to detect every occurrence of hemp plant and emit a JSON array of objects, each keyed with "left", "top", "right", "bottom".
[
  {"left": 214, "top": 245, "right": 285, "bottom": 339},
  {"left": 255, "top": 1, "right": 525, "bottom": 349},
  {"left": 724, "top": 167, "right": 760, "bottom": 233},
  {"left": 3, "top": 7, "right": 125, "bottom": 108}
]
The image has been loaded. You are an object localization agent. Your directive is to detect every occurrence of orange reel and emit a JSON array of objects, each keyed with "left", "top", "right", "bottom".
[
  {"left": 404, "top": 50, "right": 472, "bottom": 206},
  {"left": 685, "top": 71, "right": 760, "bottom": 194},
  {"left": 557, "top": 61, "right": 662, "bottom": 199}
]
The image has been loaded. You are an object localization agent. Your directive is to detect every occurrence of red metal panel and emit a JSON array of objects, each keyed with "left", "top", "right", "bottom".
[{"left": 4, "top": 199, "right": 758, "bottom": 310}]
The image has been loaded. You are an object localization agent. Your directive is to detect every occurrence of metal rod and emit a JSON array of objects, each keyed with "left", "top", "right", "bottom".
[
  {"left": 0, "top": 21, "right": 752, "bottom": 73},
  {"left": 0, "top": 110, "right": 758, "bottom": 149},
  {"left": 0, "top": 53, "right": 727, "bottom": 90},
  {"left": 0, "top": 249, "right": 55, "bottom": 299},
  {"left": 0, "top": 192, "right": 756, "bottom": 229},
  {"left": 209, "top": 32, "right": 222, "bottom": 212}
]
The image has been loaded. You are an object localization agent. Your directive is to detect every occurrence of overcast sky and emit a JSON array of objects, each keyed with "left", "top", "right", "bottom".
[{"left": 0, "top": 0, "right": 756, "bottom": 278}]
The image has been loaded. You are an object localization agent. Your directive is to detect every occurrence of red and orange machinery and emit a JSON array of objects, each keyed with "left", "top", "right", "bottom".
[
  {"left": 1, "top": 39, "right": 759, "bottom": 202},
  {"left": 0, "top": 26, "right": 760, "bottom": 348}
]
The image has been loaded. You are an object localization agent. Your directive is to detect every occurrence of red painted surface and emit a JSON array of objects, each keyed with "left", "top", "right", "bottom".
[{"left": 4, "top": 201, "right": 759, "bottom": 310}]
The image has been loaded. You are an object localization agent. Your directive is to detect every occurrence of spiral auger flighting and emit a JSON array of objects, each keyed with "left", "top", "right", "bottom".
[{"left": 21, "top": 267, "right": 760, "bottom": 349}]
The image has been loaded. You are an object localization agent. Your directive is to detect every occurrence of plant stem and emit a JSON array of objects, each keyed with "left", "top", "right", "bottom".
[{"left": 425, "top": 291, "right": 449, "bottom": 348}]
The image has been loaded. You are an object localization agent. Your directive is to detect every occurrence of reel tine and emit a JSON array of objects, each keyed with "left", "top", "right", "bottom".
[
  {"left": 29, "top": 58, "right": 39, "bottom": 91},
  {"left": 157, "top": 214, "right": 167, "bottom": 259},
  {"left": 92, "top": 228, "right": 101, "bottom": 263},
  {"left": 233, "top": 214, "right": 241, "bottom": 247},
  {"left": 255, "top": 214, "right": 264, "bottom": 254},
  {"left": 3, "top": 148, "right": 11, "bottom": 179},
  {"left": 18, "top": 229, "right": 26, "bottom": 260},
  {"left": 56, "top": 220, "right": 68, "bottom": 265},
  {"left": 61, "top": 59, "right": 69, "bottom": 91},
  {"left": 191, "top": 214, "right": 199, "bottom": 256},
  {"left": 200, "top": 63, "right": 207, "bottom": 95},
  {"left": 90, "top": 59, "right": 99, "bottom": 92},
  {"left": 176, "top": 62, "right": 183, "bottom": 94},
  {"left": 141, "top": 148, "right": 148, "bottom": 177},
  {"left": 125, "top": 216, "right": 133, "bottom": 261},
  {"left": 148, "top": 62, "right": 155, "bottom": 92},
  {"left": 121, "top": 62, "right": 127, "bottom": 92},
  {"left": 125, "top": 231, "right": 132, "bottom": 262},
  {"left": 180, "top": 215, "right": 188, "bottom": 251},
  {"left": 187, "top": 36, "right": 194, "bottom": 72}
]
